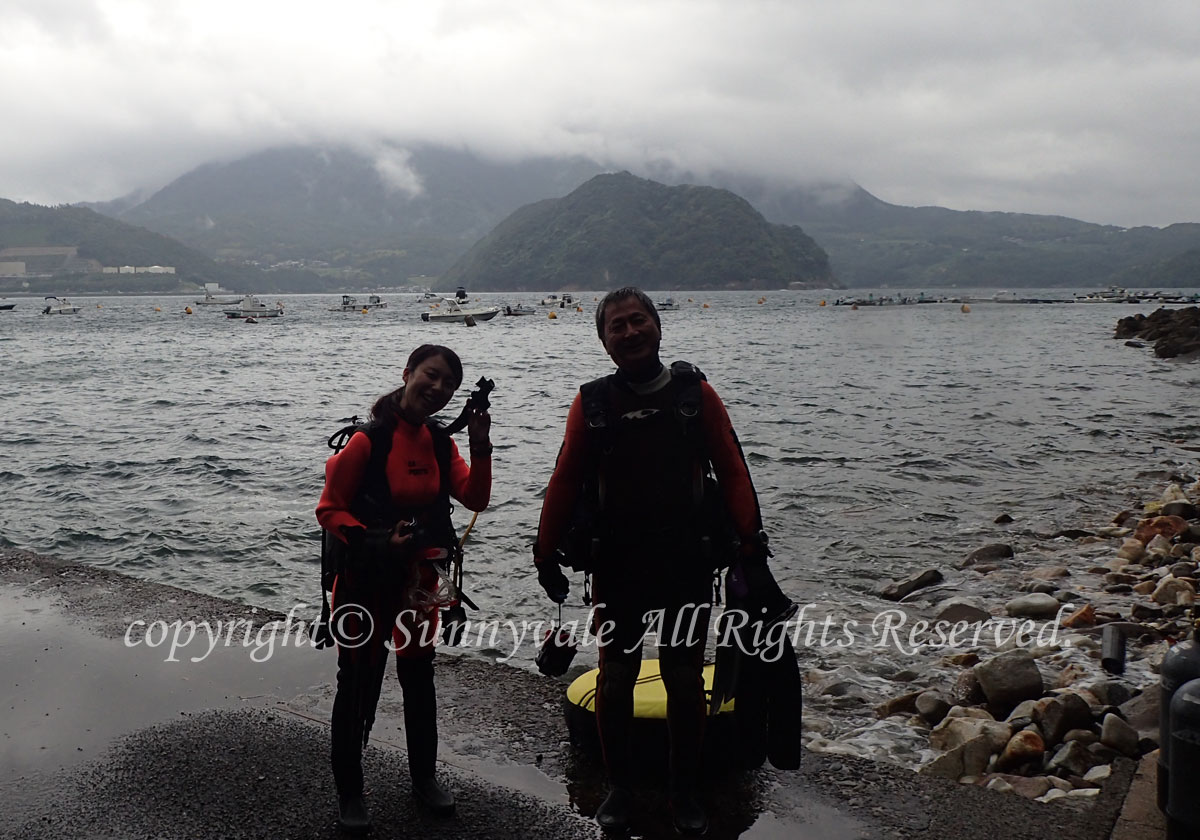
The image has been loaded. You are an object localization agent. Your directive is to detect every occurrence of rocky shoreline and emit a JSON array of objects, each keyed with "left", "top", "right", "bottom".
[
  {"left": 1115, "top": 305, "right": 1200, "bottom": 358},
  {"left": 854, "top": 480, "right": 1200, "bottom": 810}
]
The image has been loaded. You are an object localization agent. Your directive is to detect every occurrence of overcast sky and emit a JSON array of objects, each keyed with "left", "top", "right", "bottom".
[{"left": 3, "top": 0, "right": 1198, "bottom": 227}]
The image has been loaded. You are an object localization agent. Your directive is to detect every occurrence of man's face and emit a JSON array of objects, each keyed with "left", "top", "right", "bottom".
[{"left": 601, "top": 297, "right": 661, "bottom": 373}]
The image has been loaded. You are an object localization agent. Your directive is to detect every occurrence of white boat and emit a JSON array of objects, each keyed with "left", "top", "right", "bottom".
[
  {"left": 503, "top": 304, "right": 537, "bottom": 316},
  {"left": 421, "top": 297, "right": 500, "bottom": 323},
  {"left": 194, "top": 289, "right": 241, "bottom": 306},
  {"left": 417, "top": 290, "right": 442, "bottom": 301},
  {"left": 41, "top": 296, "right": 81, "bottom": 315},
  {"left": 540, "top": 293, "right": 576, "bottom": 307},
  {"left": 657, "top": 297, "right": 680, "bottom": 311},
  {"left": 331, "top": 294, "right": 387, "bottom": 312},
  {"left": 0, "top": 302, "right": 14, "bottom": 311},
  {"left": 1074, "top": 286, "right": 1140, "bottom": 303},
  {"left": 222, "top": 295, "right": 284, "bottom": 319}
]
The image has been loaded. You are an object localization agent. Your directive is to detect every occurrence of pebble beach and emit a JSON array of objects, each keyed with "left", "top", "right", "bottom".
[{"left": 807, "top": 477, "right": 1200, "bottom": 817}]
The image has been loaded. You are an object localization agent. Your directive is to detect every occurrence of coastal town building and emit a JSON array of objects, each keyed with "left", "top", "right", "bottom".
[{"left": 0, "top": 246, "right": 172, "bottom": 277}]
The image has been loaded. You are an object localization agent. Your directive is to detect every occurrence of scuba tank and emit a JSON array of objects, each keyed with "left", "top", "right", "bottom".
[
  {"left": 1159, "top": 608, "right": 1200, "bottom": 812},
  {"left": 1168, "top": 678, "right": 1200, "bottom": 839}
]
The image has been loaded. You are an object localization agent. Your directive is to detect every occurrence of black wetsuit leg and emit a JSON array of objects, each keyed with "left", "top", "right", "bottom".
[
  {"left": 331, "top": 645, "right": 366, "bottom": 797},
  {"left": 593, "top": 596, "right": 644, "bottom": 789},
  {"left": 658, "top": 602, "right": 712, "bottom": 793},
  {"left": 396, "top": 653, "right": 438, "bottom": 781}
]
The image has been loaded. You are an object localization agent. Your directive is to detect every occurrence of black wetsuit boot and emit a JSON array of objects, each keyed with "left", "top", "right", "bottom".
[
  {"left": 595, "top": 658, "right": 636, "bottom": 831},
  {"left": 663, "top": 646, "right": 709, "bottom": 835},
  {"left": 396, "top": 654, "right": 455, "bottom": 815},
  {"left": 331, "top": 647, "right": 372, "bottom": 834}
]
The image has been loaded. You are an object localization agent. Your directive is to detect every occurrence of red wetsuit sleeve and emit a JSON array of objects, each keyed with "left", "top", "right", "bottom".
[
  {"left": 700, "top": 382, "right": 763, "bottom": 543},
  {"left": 447, "top": 436, "right": 491, "bottom": 512},
  {"left": 534, "top": 394, "right": 588, "bottom": 559},
  {"left": 315, "top": 430, "right": 373, "bottom": 540}
]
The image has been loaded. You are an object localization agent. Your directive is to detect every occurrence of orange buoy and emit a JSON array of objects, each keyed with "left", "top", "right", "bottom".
[
  {"left": 184, "top": 306, "right": 193, "bottom": 314},
  {"left": 819, "top": 300, "right": 826, "bottom": 306},
  {"left": 851, "top": 304, "right": 859, "bottom": 311},
  {"left": 702, "top": 303, "right": 710, "bottom": 309},
  {"left": 961, "top": 303, "right": 971, "bottom": 313},
  {"left": 548, "top": 310, "right": 557, "bottom": 319}
]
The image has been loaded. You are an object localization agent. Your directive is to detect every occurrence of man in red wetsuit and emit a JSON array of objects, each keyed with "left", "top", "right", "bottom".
[{"left": 533, "top": 287, "right": 769, "bottom": 836}]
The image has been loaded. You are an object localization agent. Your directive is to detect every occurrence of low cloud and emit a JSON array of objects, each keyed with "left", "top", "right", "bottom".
[{"left": 2, "top": 1, "right": 1198, "bottom": 226}]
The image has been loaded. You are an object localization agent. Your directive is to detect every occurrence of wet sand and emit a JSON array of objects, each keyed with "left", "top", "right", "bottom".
[{"left": 0, "top": 548, "right": 1142, "bottom": 839}]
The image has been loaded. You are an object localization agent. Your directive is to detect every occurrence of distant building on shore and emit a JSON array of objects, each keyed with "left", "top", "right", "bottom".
[
  {"left": 0, "top": 246, "right": 172, "bottom": 277},
  {"left": 103, "top": 265, "right": 176, "bottom": 274}
]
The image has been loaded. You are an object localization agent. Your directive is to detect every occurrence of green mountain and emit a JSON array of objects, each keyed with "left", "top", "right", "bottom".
[
  {"left": 63, "top": 143, "right": 1200, "bottom": 291},
  {"left": 86, "top": 145, "right": 604, "bottom": 286},
  {"left": 439, "top": 172, "right": 834, "bottom": 291},
  {"left": 0, "top": 199, "right": 287, "bottom": 294}
]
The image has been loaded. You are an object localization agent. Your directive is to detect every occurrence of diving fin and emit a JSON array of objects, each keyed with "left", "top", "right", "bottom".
[
  {"left": 765, "top": 636, "right": 804, "bottom": 770},
  {"left": 733, "top": 646, "right": 769, "bottom": 770},
  {"left": 708, "top": 607, "right": 741, "bottom": 716}
]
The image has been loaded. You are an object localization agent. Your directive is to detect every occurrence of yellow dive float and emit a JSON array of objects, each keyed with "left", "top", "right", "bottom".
[{"left": 563, "top": 660, "right": 738, "bottom": 766}]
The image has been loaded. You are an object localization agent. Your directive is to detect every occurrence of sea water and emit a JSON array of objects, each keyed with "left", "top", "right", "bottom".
[{"left": 3, "top": 289, "right": 1198, "bottom": 762}]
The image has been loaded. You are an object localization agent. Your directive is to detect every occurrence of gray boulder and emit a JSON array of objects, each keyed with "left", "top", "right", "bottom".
[{"left": 974, "top": 650, "right": 1045, "bottom": 711}]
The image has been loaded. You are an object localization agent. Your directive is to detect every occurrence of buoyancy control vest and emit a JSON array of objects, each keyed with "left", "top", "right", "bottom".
[
  {"left": 560, "top": 361, "right": 741, "bottom": 575},
  {"left": 314, "top": 416, "right": 458, "bottom": 648}
]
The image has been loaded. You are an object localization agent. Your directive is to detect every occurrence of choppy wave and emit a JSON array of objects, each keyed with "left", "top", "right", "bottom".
[{"left": 6, "top": 289, "right": 1200, "bottom": 760}]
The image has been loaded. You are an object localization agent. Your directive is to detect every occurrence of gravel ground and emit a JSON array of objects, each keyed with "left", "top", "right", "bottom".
[{"left": 0, "top": 548, "right": 1140, "bottom": 839}]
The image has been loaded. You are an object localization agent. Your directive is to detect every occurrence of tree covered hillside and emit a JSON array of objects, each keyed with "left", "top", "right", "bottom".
[
  {"left": 440, "top": 172, "right": 835, "bottom": 291},
  {"left": 0, "top": 199, "right": 275, "bottom": 293}
]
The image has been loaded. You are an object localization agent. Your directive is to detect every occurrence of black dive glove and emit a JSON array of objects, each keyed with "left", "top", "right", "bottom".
[{"left": 535, "top": 557, "right": 570, "bottom": 604}]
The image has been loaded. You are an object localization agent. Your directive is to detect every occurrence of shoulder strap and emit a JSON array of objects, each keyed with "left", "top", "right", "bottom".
[
  {"left": 424, "top": 420, "right": 457, "bottom": 545},
  {"left": 345, "top": 420, "right": 400, "bottom": 525},
  {"left": 579, "top": 375, "right": 613, "bottom": 447},
  {"left": 577, "top": 375, "right": 615, "bottom": 513},
  {"left": 357, "top": 420, "right": 395, "bottom": 515},
  {"left": 427, "top": 420, "right": 453, "bottom": 498},
  {"left": 670, "top": 360, "right": 707, "bottom": 456}
]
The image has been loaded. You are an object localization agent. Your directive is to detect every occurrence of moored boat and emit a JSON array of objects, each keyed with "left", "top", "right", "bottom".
[
  {"left": 1074, "top": 286, "right": 1141, "bottom": 303},
  {"left": 656, "top": 297, "right": 680, "bottom": 311},
  {"left": 195, "top": 289, "right": 241, "bottom": 306},
  {"left": 540, "top": 293, "right": 576, "bottom": 307},
  {"left": 331, "top": 294, "right": 387, "bottom": 312},
  {"left": 421, "top": 297, "right": 500, "bottom": 323},
  {"left": 222, "top": 295, "right": 284, "bottom": 319},
  {"left": 41, "top": 296, "right": 81, "bottom": 315},
  {"left": 503, "top": 304, "right": 537, "bottom": 316}
]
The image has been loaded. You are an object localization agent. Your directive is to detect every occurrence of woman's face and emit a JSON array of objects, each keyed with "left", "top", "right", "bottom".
[{"left": 400, "top": 354, "right": 459, "bottom": 420}]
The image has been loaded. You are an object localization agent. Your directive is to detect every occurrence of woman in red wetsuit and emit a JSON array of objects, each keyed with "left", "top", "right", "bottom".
[{"left": 316, "top": 344, "right": 491, "bottom": 834}]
